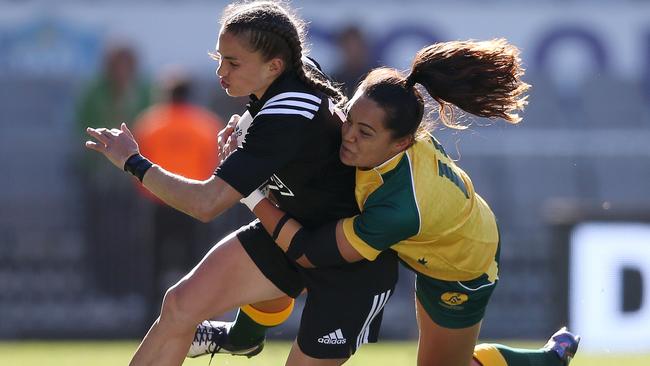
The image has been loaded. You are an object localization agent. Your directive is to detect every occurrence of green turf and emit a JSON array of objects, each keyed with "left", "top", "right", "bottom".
[{"left": 0, "top": 341, "right": 648, "bottom": 366}]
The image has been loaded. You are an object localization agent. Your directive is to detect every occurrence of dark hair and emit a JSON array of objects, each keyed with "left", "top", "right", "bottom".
[
  {"left": 168, "top": 79, "right": 192, "bottom": 104},
  {"left": 360, "top": 38, "right": 530, "bottom": 139},
  {"left": 218, "top": 0, "right": 346, "bottom": 104}
]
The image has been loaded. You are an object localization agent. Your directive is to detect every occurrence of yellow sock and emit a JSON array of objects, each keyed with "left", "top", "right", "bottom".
[
  {"left": 473, "top": 343, "right": 508, "bottom": 366},
  {"left": 240, "top": 299, "right": 295, "bottom": 327},
  {"left": 228, "top": 300, "right": 295, "bottom": 347}
]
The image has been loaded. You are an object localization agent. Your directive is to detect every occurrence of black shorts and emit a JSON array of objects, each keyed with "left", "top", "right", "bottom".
[
  {"left": 237, "top": 220, "right": 399, "bottom": 359},
  {"left": 236, "top": 220, "right": 304, "bottom": 297}
]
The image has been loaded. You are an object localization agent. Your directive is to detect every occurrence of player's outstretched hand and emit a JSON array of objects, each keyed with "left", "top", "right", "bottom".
[
  {"left": 217, "top": 114, "right": 239, "bottom": 165},
  {"left": 85, "top": 123, "right": 140, "bottom": 170}
]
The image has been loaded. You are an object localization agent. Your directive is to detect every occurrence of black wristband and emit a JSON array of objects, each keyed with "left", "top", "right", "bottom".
[
  {"left": 124, "top": 154, "right": 153, "bottom": 182},
  {"left": 272, "top": 213, "right": 292, "bottom": 241}
]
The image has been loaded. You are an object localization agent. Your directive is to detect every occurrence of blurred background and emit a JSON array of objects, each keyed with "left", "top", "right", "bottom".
[{"left": 0, "top": 0, "right": 649, "bottom": 360}]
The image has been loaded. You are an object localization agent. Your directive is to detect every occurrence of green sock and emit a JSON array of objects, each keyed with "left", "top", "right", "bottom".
[
  {"left": 492, "top": 344, "right": 562, "bottom": 366},
  {"left": 227, "top": 308, "right": 268, "bottom": 347}
]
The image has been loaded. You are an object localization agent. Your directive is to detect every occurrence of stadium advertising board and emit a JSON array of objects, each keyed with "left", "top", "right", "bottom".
[{"left": 570, "top": 222, "right": 650, "bottom": 353}]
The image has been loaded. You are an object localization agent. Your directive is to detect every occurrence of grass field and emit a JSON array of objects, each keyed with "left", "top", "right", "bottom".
[{"left": 1, "top": 341, "right": 649, "bottom": 365}]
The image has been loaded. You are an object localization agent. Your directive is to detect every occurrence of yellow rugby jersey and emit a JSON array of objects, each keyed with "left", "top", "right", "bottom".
[{"left": 342, "top": 135, "right": 499, "bottom": 282}]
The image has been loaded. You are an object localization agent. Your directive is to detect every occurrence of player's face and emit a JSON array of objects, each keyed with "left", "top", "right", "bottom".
[
  {"left": 340, "top": 90, "right": 411, "bottom": 169},
  {"left": 214, "top": 30, "right": 280, "bottom": 98}
]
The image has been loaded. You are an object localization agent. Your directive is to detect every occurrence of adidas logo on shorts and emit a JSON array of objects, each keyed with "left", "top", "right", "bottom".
[{"left": 317, "top": 329, "right": 347, "bottom": 345}]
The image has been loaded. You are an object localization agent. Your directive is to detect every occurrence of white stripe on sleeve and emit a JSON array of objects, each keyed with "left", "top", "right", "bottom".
[
  {"left": 264, "top": 92, "right": 321, "bottom": 107},
  {"left": 264, "top": 99, "right": 320, "bottom": 111},
  {"left": 256, "top": 108, "right": 315, "bottom": 119}
]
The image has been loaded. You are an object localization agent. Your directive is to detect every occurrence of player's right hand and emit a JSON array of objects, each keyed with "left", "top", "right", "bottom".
[
  {"left": 85, "top": 123, "right": 140, "bottom": 170},
  {"left": 217, "top": 114, "right": 239, "bottom": 165}
]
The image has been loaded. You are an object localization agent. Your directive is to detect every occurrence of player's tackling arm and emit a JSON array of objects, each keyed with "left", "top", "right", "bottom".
[{"left": 252, "top": 198, "right": 365, "bottom": 268}]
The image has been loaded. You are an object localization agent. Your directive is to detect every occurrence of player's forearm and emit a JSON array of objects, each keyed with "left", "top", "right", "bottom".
[
  {"left": 85, "top": 125, "right": 240, "bottom": 221},
  {"left": 252, "top": 199, "right": 364, "bottom": 267},
  {"left": 253, "top": 199, "right": 302, "bottom": 251},
  {"left": 141, "top": 166, "right": 240, "bottom": 222},
  {"left": 251, "top": 199, "right": 315, "bottom": 267}
]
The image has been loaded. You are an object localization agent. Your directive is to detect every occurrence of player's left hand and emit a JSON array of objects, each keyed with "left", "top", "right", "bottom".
[
  {"left": 85, "top": 123, "right": 140, "bottom": 170},
  {"left": 221, "top": 132, "right": 238, "bottom": 164},
  {"left": 217, "top": 114, "right": 239, "bottom": 166}
]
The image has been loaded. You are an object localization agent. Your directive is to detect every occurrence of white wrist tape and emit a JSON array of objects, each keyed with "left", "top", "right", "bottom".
[{"left": 240, "top": 189, "right": 265, "bottom": 211}]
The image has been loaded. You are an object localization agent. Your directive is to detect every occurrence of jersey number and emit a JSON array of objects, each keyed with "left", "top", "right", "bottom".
[{"left": 437, "top": 160, "right": 469, "bottom": 199}]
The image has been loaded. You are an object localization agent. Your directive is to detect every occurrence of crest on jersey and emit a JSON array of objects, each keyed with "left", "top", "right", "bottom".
[{"left": 268, "top": 174, "right": 294, "bottom": 196}]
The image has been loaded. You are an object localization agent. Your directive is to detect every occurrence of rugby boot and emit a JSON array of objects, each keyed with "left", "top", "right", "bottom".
[
  {"left": 187, "top": 320, "right": 264, "bottom": 359},
  {"left": 542, "top": 326, "right": 581, "bottom": 365}
]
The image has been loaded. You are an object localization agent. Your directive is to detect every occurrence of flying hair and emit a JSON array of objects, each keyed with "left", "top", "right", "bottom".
[{"left": 360, "top": 38, "right": 530, "bottom": 140}]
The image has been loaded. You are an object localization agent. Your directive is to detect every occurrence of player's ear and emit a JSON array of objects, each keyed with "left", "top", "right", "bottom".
[
  {"left": 268, "top": 57, "right": 285, "bottom": 77},
  {"left": 393, "top": 135, "right": 413, "bottom": 153}
]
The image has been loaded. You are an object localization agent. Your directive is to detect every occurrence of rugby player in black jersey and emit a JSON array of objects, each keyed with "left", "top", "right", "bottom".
[{"left": 85, "top": 1, "right": 397, "bottom": 365}]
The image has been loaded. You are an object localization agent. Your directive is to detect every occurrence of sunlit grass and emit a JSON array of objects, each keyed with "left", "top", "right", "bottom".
[{"left": 0, "top": 341, "right": 647, "bottom": 366}]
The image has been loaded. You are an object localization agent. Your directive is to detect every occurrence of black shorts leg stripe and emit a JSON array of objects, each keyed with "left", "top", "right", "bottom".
[{"left": 356, "top": 289, "right": 392, "bottom": 350}]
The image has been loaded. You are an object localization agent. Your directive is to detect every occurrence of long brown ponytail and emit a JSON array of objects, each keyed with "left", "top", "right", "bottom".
[
  {"left": 360, "top": 38, "right": 530, "bottom": 139},
  {"left": 408, "top": 38, "right": 529, "bottom": 127}
]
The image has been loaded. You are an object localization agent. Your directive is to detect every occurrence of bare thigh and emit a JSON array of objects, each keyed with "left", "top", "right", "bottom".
[
  {"left": 285, "top": 341, "right": 348, "bottom": 366},
  {"left": 415, "top": 297, "right": 481, "bottom": 366},
  {"left": 165, "top": 230, "right": 288, "bottom": 323}
]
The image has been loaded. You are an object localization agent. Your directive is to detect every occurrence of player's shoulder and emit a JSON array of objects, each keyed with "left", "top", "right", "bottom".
[
  {"left": 257, "top": 75, "right": 325, "bottom": 121},
  {"left": 252, "top": 65, "right": 341, "bottom": 125},
  {"left": 258, "top": 90, "right": 323, "bottom": 119},
  {"left": 364, "top": 154, "right": 420, "bottom": 215}
]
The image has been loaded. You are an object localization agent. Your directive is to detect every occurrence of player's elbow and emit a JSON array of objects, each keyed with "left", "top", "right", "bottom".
[
  {"left": 195, "top": 211, "right": 214, "bottom": 223},
  {"left": 186, "top": 189, "right": 219, "bottom": 223}
]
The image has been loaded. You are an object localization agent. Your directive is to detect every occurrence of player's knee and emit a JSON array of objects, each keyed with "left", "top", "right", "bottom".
[{"left": 159, "top": 284, "right": 197, "bottom": 329}]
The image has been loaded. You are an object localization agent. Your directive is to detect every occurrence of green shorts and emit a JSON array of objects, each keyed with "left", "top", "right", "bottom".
[{"left": 411, "top": 243, "right": 500, "bottom": 329}]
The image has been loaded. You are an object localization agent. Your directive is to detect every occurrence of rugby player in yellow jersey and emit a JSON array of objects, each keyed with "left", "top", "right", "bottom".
[{"left": 240, "top": 39, "right": 581, "bottom": 366}]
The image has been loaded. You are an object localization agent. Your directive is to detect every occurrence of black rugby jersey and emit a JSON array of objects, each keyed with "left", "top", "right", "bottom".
[{"left": 216, "top": 70, "right": 358, "bottom": 228}]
